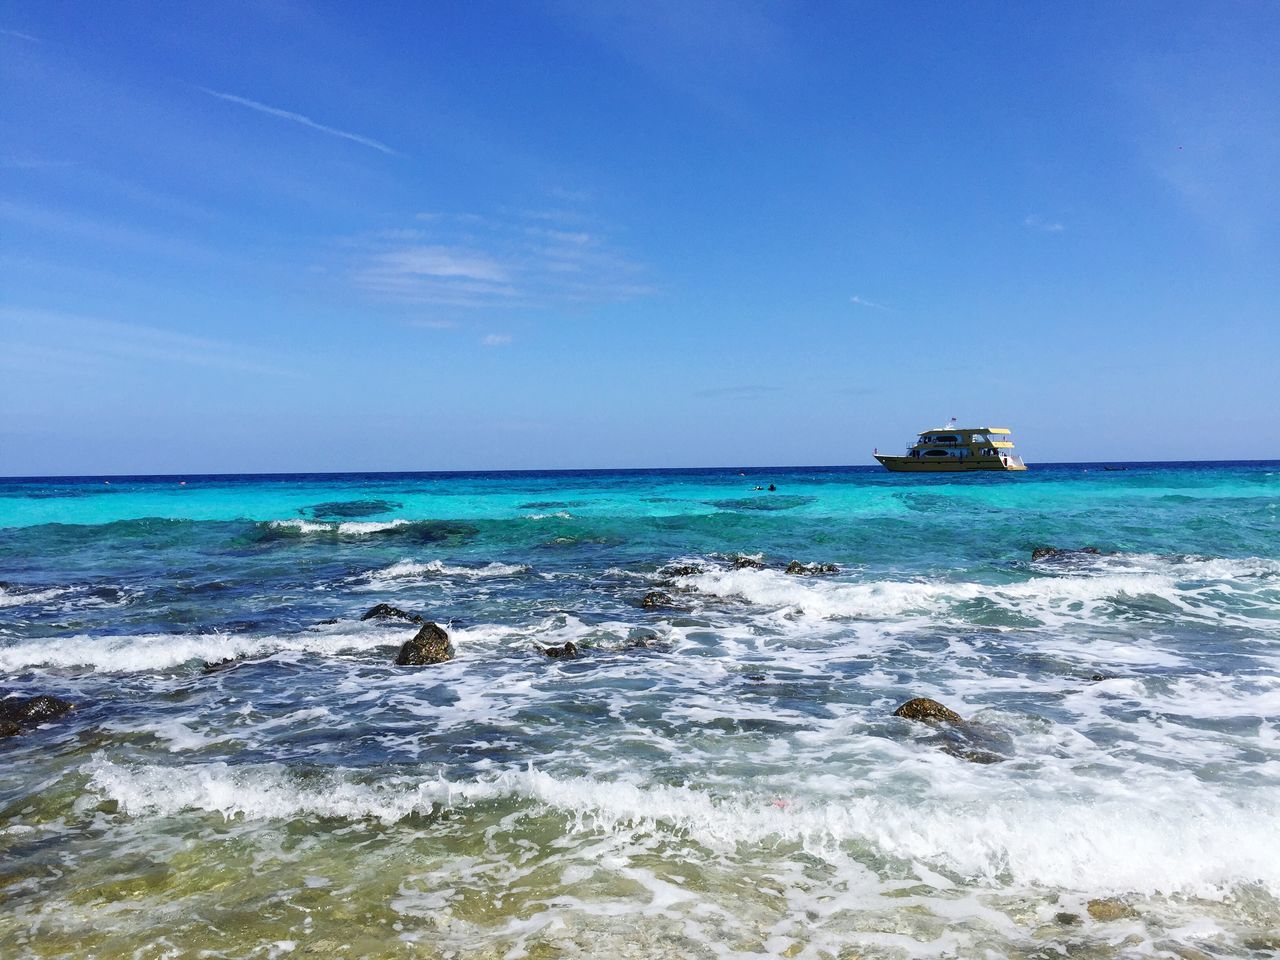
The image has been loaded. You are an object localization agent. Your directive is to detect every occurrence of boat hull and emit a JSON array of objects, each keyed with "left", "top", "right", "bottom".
[{"left": 875, "top": 455, "right": 1027, "bottom": 472}]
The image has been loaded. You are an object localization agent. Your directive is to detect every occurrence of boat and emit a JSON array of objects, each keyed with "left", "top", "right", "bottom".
[{"left": 874, "top": 420, "right": 1027, "bottom": 472}]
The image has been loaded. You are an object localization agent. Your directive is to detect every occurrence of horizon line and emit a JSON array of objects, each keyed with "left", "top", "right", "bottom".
[{"left": 2, "top": 457, "right": 1278, "bottom": 482}]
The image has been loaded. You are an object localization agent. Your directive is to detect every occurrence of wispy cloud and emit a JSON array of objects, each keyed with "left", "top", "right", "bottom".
[
  {"left": 850, "top": 295, "right": 889, "bottom": 310},
  {"left": 0, "top": 307, "right": 294, "bottom": 378},
  {"left": 348, "top": 208, "right": 650, "bottom": 308},
  {"left": 200, "top": 88, "right": 401, "bottom": 156},
  {"left": 481, "top": 333, "right": 512, "bottom": 347},
  {"left": 0, "top": 28, "right": 40, "bottom": 42},
  {"left": 692, "top": 384, "right": 782, "bottom": 399},
  {"left": 1023, "top": 214, "right": 1065, "bottom": 233}
]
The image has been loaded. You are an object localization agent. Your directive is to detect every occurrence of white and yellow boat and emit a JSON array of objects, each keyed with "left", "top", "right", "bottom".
[{"left": 875, "top": 421, "right": 1027, "bottom": 472}]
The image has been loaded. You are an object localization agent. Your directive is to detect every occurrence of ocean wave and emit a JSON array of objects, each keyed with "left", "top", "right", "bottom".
[
  {"left": 83, "top": 758, "right": 1280, "bottom": 897},
  {"left": 0, "top": 584, "right": 77, "bottom": 608},
  {"left": 362, "top": 559, "right": 531, "bottom": 582},
  {"left": 266, "top": 518, "right": 412, "bottom": 535},
  {"left": 0, "top": 625, "right": 409, "bottom": 673},
  {"left": 266, "top": 519, "right": 331, "bottom": 534},
  {"left": 674, "top": 553, "right": 1280, "bottom": 625},
  {"left": 256, "top": 519, "right": 478, "bottom": 542}
]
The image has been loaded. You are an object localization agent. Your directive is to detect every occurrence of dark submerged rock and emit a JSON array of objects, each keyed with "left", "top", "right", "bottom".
[
  {"left": 541, "top": 641, "right": 579, "bottom": 659},
  {"left": 305, "top": 499, "right": 402, "bottom": 519},
  {"left": 0, "top": 720, "right": 20, "bottom": 738},
  {"left": 730, "top": 555, "right": 766, "bottom": 570},
  {"left": 893, "top": 697, "right": 963, "bottom": 724},
  {"left": 395, "top": 622, "right": 454, "bottom": 666},
  {"left": 202, "top": 658, "right": 238, "bottom": 673},
  {"left": 1032, "top": 545, "right": 1102, "bottom": 562},
  {"left": 1087, "top": 899, "right": 1137, "bottom": 922},
  {"left": 642, "top": 590, "right": 677, "bottom": 609},
  {"left": 1055, "top": 912, "right": 1082, "bottom": 926},
  {"left": 623, "top": 629, "right": 666, "bottom": 650},
  {"left": 361, "top": 603, "right": 424, "bottom": 624},
  {"left": 662, "top": 564, "right": 703, "bottom": 578},
  {"left": 941, "top": 744, "right": 1005, "bottom": 765},
  {"left": 786, "top": 561, "right": 839, "bottom": 576},
  {"left": 0, "top": 695, "right": 74, "bottom": 729}
]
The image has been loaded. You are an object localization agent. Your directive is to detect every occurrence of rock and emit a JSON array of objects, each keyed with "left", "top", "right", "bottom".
[
  {"left": 316, "top": 617, "right": 340, "bottom": 625},
  {"left": 395, "top": 622, "right": 454, "bottom": 666},
  {"left": 942, "top": 745, "right": 1004, "bottom": 764},
  {"left": 1055, "top": 912, "right": 1082, "bottom": 926},
  {"left": 642, "top": 590, "right": 677, "bottom": 609},
  {"left": 1032, "top": 546, "right": 1102, "bottom": 562},
  {"left": 1087, "top": 899, "right": 1136, "bottom": 922},
  {"left": 730, "top": 555, "right": 766, "bottom": 570},
  {"left": 542, "top": 641, "right": 579, "bottom": 659},
  {"left": 0, "top": 695, "right": 74, "bottom": 727},
  {"left": 892, "top": 697, "right": 963, "bottom": 724},
  {"left": 201, "top": 658, "right": 238, "bottom": 673},
  {"left": 767, "top": 484, "right": 777, "bottom": 492},
  {"left": 663, "top": 564, "right": 702, "bottom": 578},
  {"left": 361, "top": 603, "right": 424, "bottom": 624},
  {"left": 1, "top": 721, "right": 20, "bottom": 738},
  {"left": 1090, "top": 673, "right": 1114, "bottom": 682},
  {"left": 624, "top": 629, "right": 665, "bottom": 650},
  {"left": 786, "top": 561, "right": 839, "bottom": 576},
  {"left": 306, "top": 499, "right": 402, "bottom": 519}
]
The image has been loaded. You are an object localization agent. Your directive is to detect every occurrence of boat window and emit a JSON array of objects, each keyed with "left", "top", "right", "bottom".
[
  {"left": 923, "top": 449, "right": 951, "bottom": 457},
  {"left": 934, "top": 435, "right": 958, "bottom": 443}
]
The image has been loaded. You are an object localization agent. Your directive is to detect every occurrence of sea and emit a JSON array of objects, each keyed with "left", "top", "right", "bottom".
[{"left": 1, "top": 462, "right": 1278, "bottom": 959}]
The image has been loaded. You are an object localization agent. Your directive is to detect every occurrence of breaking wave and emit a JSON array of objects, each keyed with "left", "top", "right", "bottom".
[{"left": 83, "top": 758, "right": 1280, "bottom": 898}]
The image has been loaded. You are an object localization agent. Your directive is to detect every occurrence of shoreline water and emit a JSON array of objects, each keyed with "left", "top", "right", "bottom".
[{"left": 2, "top": 461, "right": 1278, "bottom": 957}]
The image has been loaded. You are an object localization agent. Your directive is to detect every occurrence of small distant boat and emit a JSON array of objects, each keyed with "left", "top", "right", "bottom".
[{"left": 875, "top": 420, "right": 1028, "bottom": 472}]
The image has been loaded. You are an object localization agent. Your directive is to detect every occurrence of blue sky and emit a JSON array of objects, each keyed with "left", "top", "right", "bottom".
[{"left": 2, "top": 1, "right": 1278, "bottom": 474}]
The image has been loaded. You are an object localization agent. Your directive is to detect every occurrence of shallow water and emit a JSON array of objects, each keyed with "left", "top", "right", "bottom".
[{"left": 2, "top": 463, "right": 1279, "bottom": 958}]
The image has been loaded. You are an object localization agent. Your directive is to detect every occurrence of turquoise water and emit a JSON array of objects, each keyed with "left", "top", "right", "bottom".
[{"left": 2, "top": 462, "right": 1279, "bottom": 958}]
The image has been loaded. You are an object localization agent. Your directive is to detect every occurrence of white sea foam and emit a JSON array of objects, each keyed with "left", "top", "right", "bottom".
[
  {"left": 365, "top": 559, "right": 530, "bottom": 581},
  {"left": 676, "top": 555, "right": 1280, "bottom": 626},
  {"left": 335, "top": 519, "right": 411, "bottom": 534},
  {"left": 82, "top": 757, "right": 1280, "bottom": 898},
  {"left": 523, "top": 511, "right": 574, "bottom": 520},
  {"left": 0, "top": 584, "right": 76, "bottom": 608},
  {"left": 265, "top": 518, "right": 411, "bottom": 535},
  {"left": 266, "top": 519, "right": 331, "bottom": 533},
  {"left": 0, "top": 624, "right": 407, "bottom": 673}
]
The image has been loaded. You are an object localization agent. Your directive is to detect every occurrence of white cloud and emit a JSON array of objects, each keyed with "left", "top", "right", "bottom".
[
  {"left": 0, "top": 28, "right": 40, "bottom": 42},
  {"left": 200, "top": 88, "right": 400, "bottom": 156},
  {"left": 1023, "top": 214, "right": 1065, "bottom": 233},
  {"left": 850, "top": 295, "right": 888, "bottom": 310},
  {"left": 376, "top": 246, "right": 510, "bottom": 283},
  {"left": 348, "top": 208, "right": 650, "bottom": 308},
  {"left": 481, "top": 333, "right": 512, "bottom": 347}
]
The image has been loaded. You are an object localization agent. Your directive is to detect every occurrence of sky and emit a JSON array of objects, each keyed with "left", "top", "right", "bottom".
[{"left": 2, "top": 0, "right": 1278, "bottom": 474}]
